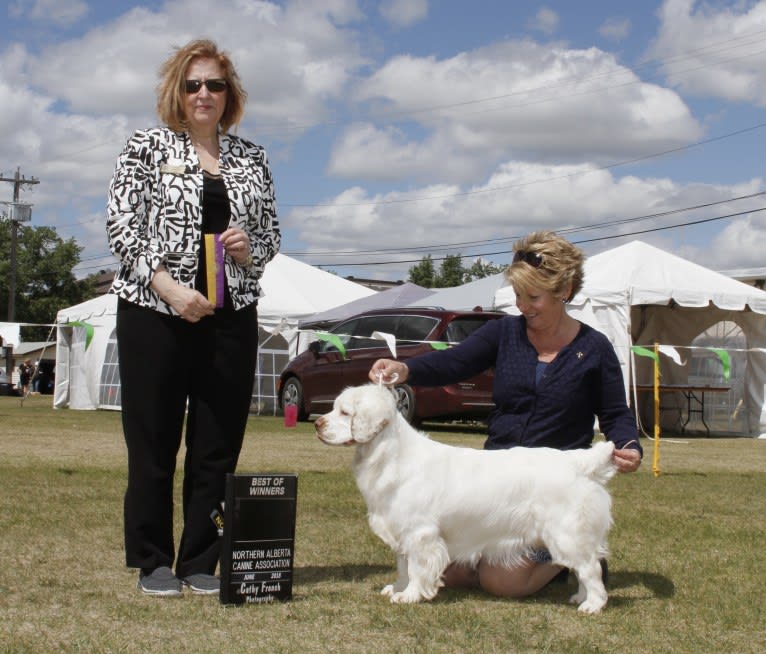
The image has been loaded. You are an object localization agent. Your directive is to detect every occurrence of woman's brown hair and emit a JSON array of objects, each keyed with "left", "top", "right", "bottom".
[{"left": 156, "top": 39, "right": 247, "bottom": 133}]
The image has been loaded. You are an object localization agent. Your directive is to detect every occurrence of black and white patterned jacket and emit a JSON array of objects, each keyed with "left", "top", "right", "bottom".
[{"left": 106, "top": 126, "right": 281, "bottom": 313}]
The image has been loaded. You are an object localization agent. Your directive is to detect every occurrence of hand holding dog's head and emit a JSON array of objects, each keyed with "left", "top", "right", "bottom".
[{"left": 316, "top": 384, "right": 395, "bottom": 446}]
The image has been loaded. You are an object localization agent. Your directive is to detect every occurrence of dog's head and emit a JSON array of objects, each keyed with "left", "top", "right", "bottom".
[{"left": 315, "top": 384, "right": 397, "bottom": 446}]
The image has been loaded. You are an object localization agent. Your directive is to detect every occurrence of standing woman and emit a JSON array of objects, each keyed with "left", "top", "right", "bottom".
[{"left": 107, "top": 39, "right": 280, "bottom": 596}]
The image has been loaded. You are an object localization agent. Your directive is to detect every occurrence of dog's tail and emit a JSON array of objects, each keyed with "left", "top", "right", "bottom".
[{"left": 570, "top": 441, "right": 617, "bottom": 485}]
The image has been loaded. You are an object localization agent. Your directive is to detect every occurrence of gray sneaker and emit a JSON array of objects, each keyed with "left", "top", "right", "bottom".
[
  {"left": 137, "top": 566, "right": 183, "bottom": 597},
  {"left": 182, "top": 573, "right": 220, "bottom": 595}
]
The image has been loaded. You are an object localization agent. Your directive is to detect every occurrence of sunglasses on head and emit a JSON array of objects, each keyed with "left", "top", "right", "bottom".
[
  {"left": 185, "top": 78, "right": 228, "bottom": 94},
  {"left": 512, "top": 250, "right": 544, "bottom": 268}
]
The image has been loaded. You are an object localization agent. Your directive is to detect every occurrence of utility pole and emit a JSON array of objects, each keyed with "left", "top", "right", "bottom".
[{"left": 0, "top": 168, "right": 39, "bottom": 321}]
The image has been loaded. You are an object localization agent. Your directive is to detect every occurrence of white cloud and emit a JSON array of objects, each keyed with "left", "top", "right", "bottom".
[
  {"left": 379, "top": 0, "right": 428, "bottom": 28},
  {"left": 599, "top": 17, "right": 631, "bottom": 41},
  {"left": 707, "top": 210, "right": 766, "bottom": 268},
  {"left": 649, "top": 0, "right": 766, "bottom": 104},
  {"left": 528, "top": 8, "right": 559, "bottom": 36},
  {"left": 3, "top": 0, "right": 765, "bottom": 281},
  {"left": 10, "top": 0, "right": 367, "bottom": 127},
  {"left": 327, "top": 122, "right": 478, "bottom": 183},
  {"left": 0, "top": 0, "right": 369, "bottom": 268},
  {"left": 287, "top": 161, "right": 764, "bottom": 278},
  {"left": 339, "top": 40, "right": 702, "bottom": 184}
]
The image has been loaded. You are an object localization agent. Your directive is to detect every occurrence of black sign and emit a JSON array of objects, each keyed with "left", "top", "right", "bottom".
[{"left": 219, "top": 473, "right": 298, "bottom": 605}]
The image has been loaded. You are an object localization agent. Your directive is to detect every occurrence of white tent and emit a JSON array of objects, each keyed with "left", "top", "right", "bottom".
[
  {"left": 299, "top": 282, "right": 434, "bottom": 329},
  {"left": 406, "top": 273, "right": 508, "bottom": 312},
  {"left": 0, "top": 322, "right": 21, "bottom": 347},
  {"left": 54, "top": 254, "right": 374, "bottom": 411},
  {"left": 494, "top": 240, "right": 766, "bottom": 437}
]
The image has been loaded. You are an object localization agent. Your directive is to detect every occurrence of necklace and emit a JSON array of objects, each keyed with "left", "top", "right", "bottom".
[{"left": 191, "top": 136, "right": 220, "bottom": 174}]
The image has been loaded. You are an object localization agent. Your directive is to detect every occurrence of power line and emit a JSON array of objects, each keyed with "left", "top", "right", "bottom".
[
  {"left": 42, "top": 26, "right": 766, "bottom": 181},
  {"left": 280, "top": 121, "right": 766, "bottom": 208},
  {"left": 284, "top": 191, "right": 766, "bottom": 257},
  {"left": 254, "top": 27, "right": 766, "bottom": 136},
  {"left": 67, "top": 199, "right": 766, "bottom": 277},
  {"left": 57, "top": 115, "right": 766, "bottom": 229},
  {"left": 23, "top": 28, "right": 766, "bottom": 274},
  {"left": 50, "top": 116, "right": 766, "bottom": 244},
  {"left": 303, "top": 205, "right": 766, "bottom": 269},
  {"left": 68, "top": 191, "right": 766, "bottom": 274}
]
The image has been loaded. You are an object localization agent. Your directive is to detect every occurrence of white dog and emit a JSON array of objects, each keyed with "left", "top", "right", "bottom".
[{"left": 315, "top": 384, "right": 617, "bottom": 613}]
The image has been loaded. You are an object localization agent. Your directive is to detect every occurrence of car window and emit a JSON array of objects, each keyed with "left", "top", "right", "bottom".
[
  {"left": 348, "top": 316, "right": 400, "bottom": 350},
  {"left": 443, "top": 316, "right": 496, "bottom": 343},
  {"left": 318, "top": 312, "right": 495, "bottom": 353},
  {"left": 394, "top": 315, "right": 439, "bottom": 344},
  {"left": 318, "top": 318, "right": 361, "bottom": 353}
]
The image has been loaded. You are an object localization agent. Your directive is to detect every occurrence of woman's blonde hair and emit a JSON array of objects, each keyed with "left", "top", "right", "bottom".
[
  {"left": 156, "top": 39, "right": 247, "bottom": 133},
  {"left": 505, "top": 231, "right": 585, "bottom": 302}
]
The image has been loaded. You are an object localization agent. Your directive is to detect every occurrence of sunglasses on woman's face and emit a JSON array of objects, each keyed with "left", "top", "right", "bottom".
[
  {"left": 512, "top": 250, "right": 544, "bottom": 268},
  {"left": 185, "top": 78, "right": 228, "bottom": 94}
]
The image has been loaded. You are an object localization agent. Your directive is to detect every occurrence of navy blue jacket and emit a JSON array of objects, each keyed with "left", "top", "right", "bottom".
[{"left": 407, "top": 315, "right": 641, "bottom": 455}]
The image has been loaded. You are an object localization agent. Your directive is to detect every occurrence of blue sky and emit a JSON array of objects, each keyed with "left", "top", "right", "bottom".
[{"left": 2, "top": 0, "right": 766, "bottom": 282}]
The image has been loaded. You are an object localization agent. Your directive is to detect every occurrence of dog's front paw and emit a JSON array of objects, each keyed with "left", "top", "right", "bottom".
[
  {"left": 381, "top": 584, "right": 395, "bottom": 598},
  {"left": 390, "top": 588, "right": 424, "bottom": 604},
  {"left": 576, "top": 597, "right": 606, "bottom": 614}
]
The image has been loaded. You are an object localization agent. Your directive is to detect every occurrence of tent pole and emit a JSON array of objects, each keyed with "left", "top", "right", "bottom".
[{"left": 652, "top": 342, "right": 661, "bottom": 477}]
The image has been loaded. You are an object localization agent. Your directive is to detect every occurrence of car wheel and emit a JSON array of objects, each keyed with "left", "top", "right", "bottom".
[
  {"left": 282, "top": 378, "right": 308, "bottom": 421},
  {"left": 393, "top": 384, "right": 418, "bottom": 424}
]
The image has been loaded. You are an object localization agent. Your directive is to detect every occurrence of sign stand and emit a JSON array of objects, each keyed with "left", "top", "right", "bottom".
[{"left": 219, "top": 473, "right": 298, "bottom": 604}]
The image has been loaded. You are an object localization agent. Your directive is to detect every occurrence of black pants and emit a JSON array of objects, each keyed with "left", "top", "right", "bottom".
[{"left": 116, "top": 298, "right": 257, "bottom": 577}]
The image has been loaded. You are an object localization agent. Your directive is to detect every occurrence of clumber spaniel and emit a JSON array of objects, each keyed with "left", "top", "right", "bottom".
[{"left": 315, "top": 384, "right": 617, "bottom": 613}]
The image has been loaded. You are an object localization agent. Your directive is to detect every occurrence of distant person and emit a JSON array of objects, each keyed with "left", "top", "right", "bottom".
[
  {"left": 370, "top": 231, "right": 641, "bottom": 599},
  {"left": 31, "top": 360, "right": 41, "bottom": 393},
  {"left": 18, "top": 359, "right": 33, "bottom": 395},
  {"left": 107, "top": 39, "right": 280, "bottom": 596}
]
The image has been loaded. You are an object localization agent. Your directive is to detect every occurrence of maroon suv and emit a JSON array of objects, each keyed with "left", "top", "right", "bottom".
[{"left": 277, "top": 307, "right": 505, "bottom": 424}]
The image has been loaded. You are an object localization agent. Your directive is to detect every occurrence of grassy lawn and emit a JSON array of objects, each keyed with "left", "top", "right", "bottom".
[{"left": 0, "top": 394, "right": 764, "bottom": 653}]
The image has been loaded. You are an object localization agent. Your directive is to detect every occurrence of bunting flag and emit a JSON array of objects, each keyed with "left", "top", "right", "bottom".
[
  {"left": 371, "top": 331, "right": 397, "bottom": 358},
  {"left": 710, "top": 348, "right": 731, "bottom": 381},
  {"left": 631, "top": 345, "right": 659, "bottom": 364},
  {"left": 314, "top": 332, "right": 347, "bottom": 358},
  {"left": 658, "top": 345, "right": 685, "bottom": 366},
  {"left": 204, "top": 233, "right": 225, "bottom": 308},
  {"left": 429, "top": 342, "right": 450, "bottom": 350},
  {"left": 69, "top": 321, "right": 94, "bottom": 350},
  {"left": 302, "top": 330, "right": 749, "bottom": 377}
]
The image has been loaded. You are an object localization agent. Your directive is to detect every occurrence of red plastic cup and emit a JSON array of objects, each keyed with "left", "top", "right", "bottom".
[{"left": 284, "top": 403, "right": 298, "bottom": 428}]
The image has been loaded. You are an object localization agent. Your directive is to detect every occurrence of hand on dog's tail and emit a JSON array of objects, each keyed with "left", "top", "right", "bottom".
[{"left": 571, "top": 442, "right": 617, "bottom": 485}]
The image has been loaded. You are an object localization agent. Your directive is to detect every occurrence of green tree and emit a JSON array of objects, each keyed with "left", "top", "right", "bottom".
[
  {"left": 0, "top": 222, "right": 92, "bottom": 335},
  {"left": 435, "top": 254, "right": 464, "bottom": 287},
  {"left": 408, "top": 255, "right": 436, "bottom": 287},
  {"left": 464, "top": 257, "right": 505, "bottom": 282}
]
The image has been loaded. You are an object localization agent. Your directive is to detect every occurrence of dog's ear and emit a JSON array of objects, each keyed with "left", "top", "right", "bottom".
[
  {"left": 351, "top": 414, "right": 389, "bottom": 442},
  {"left": 349, "top": 387, "right": 393, "bottom": 442}
]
